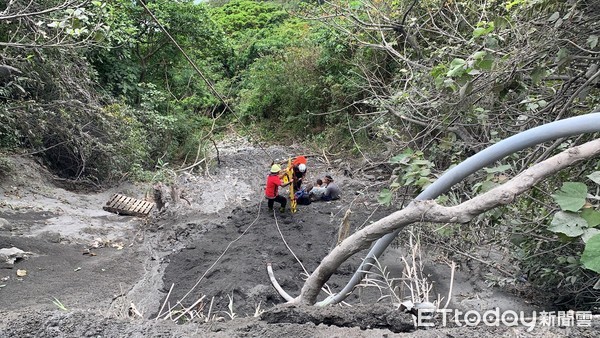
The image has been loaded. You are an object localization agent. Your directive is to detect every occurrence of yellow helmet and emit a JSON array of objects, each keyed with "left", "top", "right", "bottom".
[{"left": 270, "top": 164, "right": 281, "bottom": 173}]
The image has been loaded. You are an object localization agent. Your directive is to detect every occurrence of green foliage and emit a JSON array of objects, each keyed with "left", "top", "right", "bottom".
[
  {"left": 210, "top": 0, "right": 289, "bottom": 36},
  {"left": 473, "top": 21, "right": 495, "bottom": 38},
  {"left": 548, "top": 211, "right": 587, "bottom": 237},
  {"left": 52, "top": 297, "right": 69, "bottom": 312},
  {"left": 472, "top": 164, "right": 512, "bottom": 194},
  {"left": 581, "top": 208, "right": 600, "bottom": 228},
  {"left": 0, "top": 157, "right": 12, "bottom": 178},
  {"left": 90, "top": 0, "right": 231, "bottom": 116},
  {"left": 209, "top": 0, "right": 367, "bottom": 141},
  {"left": 378, "top": 149, "right": 435, "bottom": 206},
  {"left": 581, "top": 234, "right": 600, "bottom": 273},
  {"left": 547, "top": 178, "right": 600, "bottom": 274},
  {"left": 378, "top": 188, "right": 392, "bottom": 206},
  {"left": 588, "top": 172, "right": 600, "bottom": 185},
  {"left": 0, "top": 1, "right": 113, "bottom": 48},
  {"left": 551, "top": 182, "right": 588, "bottom": 212},
  {"left": 0, "top": 108, "right": 20, "bottom": 149},
  {"left": 209, "top": 0, "right": 292, "bottom": 69},
  {"left": 234, "top": 31, "right": 335, "bottom": 134},
  {"left": 509, "top": 173, "right": 600, "bottom": 309},
  {"left": 389, "top": 149, "right": 435, "bottom": 188}
]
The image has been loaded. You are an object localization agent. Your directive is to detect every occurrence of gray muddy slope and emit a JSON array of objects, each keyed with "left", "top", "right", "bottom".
[{"left": 2, "top": 139, "right": 593, "bottom": 336}]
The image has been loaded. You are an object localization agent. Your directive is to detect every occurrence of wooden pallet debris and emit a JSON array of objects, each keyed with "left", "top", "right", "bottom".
[{"left": 103, "top": 193, "right": 154, "bottom": 217}]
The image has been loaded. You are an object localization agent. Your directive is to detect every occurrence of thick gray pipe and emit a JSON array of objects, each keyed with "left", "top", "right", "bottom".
[{"left": 325, "top": 112, "right": 600, "bottom": 305}]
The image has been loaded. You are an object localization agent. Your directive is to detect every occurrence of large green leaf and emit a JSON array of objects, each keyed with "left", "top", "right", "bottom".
[
  {"left": 378, "top": 189, "right": 392, "bottom": 206},
  {"left": 472, "top": 22, "right": 494, "bottom": 38},
  {"left": 581, "top": 208, "right": 600, "bottom": 228},
  {"left": 349, "top": 0, "right": 362, "bottom": 9},
  {"left": 581, "top": 234, "right": 600, "bottom": 273},
  {"left": 548, "top": 211, "right": 587, "bottom": 237},
  {"left": 551, "top": 182, "right": 588, "bottom": 212},
  {"left": 447, "top": 58, "right": 466, "bottom": 77},
  {"left": 390, "top": 149, "right": 413, "bottom": 164},
  {"left": 484, "top": 164, "right": 511, "bottom": 174},
  {"left": 588, "top": 35, "right": 598, "bottom": 49},
  {"left": 473, "top": 27, "right": 487, "bottom": 38},
  {"left": 531, "top": 67, "right": 548, "bottom": 85},
  {"left": 472, "top": 51, "right": 487, "bottom": 60},
  {"left": 582, "top": 228, "right": 600, "bottom": 243},
  {"left": 477, "top": 181, "right": 498, "bottom": 193},
  {"left": 555, "top": 48, "right": 570, "bottom": 68},
  {"left": 587, "top": 171, "right": 600, "bottom": 185},
  {"left": 474, "top": 58, "right": 494, "bottom": 71}
]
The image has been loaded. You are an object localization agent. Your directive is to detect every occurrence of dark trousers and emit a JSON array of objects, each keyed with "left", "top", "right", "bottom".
[
  {"left": 293, "top": 180, "right": 302, "bottom": 191},
  {"left": 321, "top": 194, "right": 332, "bottom": 201},
  {"left": 267, "top": 195, "right": 287, "bottom": 209}
]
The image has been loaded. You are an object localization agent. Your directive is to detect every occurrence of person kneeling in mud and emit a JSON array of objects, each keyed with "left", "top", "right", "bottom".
[
  {"left": 321, "top": 175, "right": 341, "bottom": 201},
  {"left": 265, "top": 164, "right": 292, "bottom": 212}
]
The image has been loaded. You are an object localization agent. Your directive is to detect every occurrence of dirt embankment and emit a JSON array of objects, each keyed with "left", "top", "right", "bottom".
[{"left": 0, "top": 143, "right": 598, "bottom": 337}]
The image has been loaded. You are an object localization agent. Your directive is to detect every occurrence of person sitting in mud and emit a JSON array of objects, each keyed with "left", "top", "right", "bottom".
[
  {"left": 294, "top": 186, "right": 311, "bottom": 205},
  {"left": 321, "top": 175, "right": 340, "bottom": 201},
  {"left": 265, "top": 164, "right": 291, "bottom": 212},
  {"left": 308, "top": 179, "right": 327, "bottom": 201}
]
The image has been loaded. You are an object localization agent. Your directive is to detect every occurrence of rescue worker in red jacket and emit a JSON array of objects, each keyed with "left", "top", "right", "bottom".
[
  {"left": 265, "top": 164, "right": 291, "bottom": 212},
  {"left": 290, "top": 156, "right": 307, "bottom": 191},
  {"left": 292, "top": 163, "right": 307, "bottom": 191}
]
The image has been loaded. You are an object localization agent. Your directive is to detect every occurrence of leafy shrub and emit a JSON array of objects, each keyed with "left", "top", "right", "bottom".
[{"left": 0, "top": 157, "right": 12, "bottom": 178}]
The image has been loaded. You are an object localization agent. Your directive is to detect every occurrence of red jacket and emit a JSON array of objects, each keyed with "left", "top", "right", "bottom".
[
  {"left": 265, "top": 174, "right": 282, "bottom": 199},
  {"left": 292, "top": 156, "right": 307, "bottom": 166}
]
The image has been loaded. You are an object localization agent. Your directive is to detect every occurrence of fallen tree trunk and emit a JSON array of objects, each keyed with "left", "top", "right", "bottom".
[{"left": 292, "top": 138, "right": 600, "bottom": 305}]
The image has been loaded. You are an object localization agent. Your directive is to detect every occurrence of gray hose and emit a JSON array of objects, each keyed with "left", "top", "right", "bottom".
[{"left": 325, "top": 112, "right": 600, "bottom": 305}]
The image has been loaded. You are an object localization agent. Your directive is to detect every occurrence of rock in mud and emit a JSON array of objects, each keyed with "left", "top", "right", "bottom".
[
  {"left": 0, "top": 218, "right": 11, "bottom": 231},
  {"left": 38, "top": 230, "right": 61, "bottom": 243}
]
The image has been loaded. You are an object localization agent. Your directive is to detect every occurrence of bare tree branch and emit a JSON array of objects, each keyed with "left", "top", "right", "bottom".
[
  {"left": 0, "top": 1, "right": 86, "bottom": 21},
  {"left": 0, "top": 0, "right": 107, "bottom": 49}
]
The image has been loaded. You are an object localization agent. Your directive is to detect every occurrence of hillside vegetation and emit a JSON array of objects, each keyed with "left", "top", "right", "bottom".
[{"left": 1, "top": 0, "right": 599, "bottom": 311}]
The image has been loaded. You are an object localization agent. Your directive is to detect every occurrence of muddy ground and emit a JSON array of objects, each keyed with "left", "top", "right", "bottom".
[{"left": 0, "top": 138, "right": 597, "bottom": 337}]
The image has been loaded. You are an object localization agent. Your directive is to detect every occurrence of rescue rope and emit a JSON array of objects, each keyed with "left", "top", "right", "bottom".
[
  {"left": 272, "top": 212, "right": 309, "bottom": 276},
  {"left": 157, "top": 197, "right": 266, "bottom": 318}
]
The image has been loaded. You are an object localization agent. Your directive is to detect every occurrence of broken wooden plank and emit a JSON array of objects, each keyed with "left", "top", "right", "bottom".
[
  {"left": 112, "top": 195, "right": 128, "bottom": 210},
  {"left": 103, "top": 193, "right": 155, "bottom": 217},
  {"left": 140, "top": 202, "right": 153, "bottom": 214},
  {"left": 130, "top": 199, "right": 143, "bottom": 213},
  {"left": 112, "top": 196, "right": 126, "bottom": 210}
]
